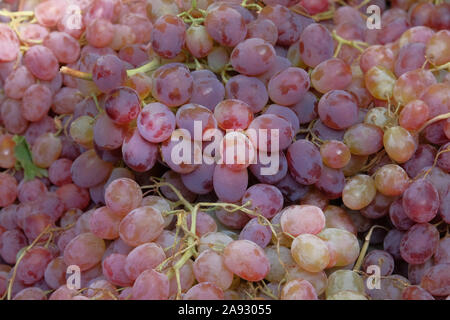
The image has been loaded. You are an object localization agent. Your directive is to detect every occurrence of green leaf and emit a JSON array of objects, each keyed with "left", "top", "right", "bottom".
[{"left": 12, "top": 135, "right": 48, "bottom": 181}]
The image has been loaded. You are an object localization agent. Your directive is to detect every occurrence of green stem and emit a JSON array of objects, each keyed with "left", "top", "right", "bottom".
[{"left": 126, "top": 59, "right": 160, "bottom": 77}]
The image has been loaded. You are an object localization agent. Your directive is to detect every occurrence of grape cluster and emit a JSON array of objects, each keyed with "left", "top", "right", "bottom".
[{"left": 0, "top": 0, "right": 449, "bottom": 301}]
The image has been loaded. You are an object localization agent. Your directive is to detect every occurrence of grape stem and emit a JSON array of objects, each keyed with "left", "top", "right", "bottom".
[
  {"left": 7, "top": 224, "right": 51, "bottom": 300},
  {"left": 0, "top": 10, "right": 34, "bottom": 17},
  {"left": 332, "top": 30, "right": 368, "bottom": 57},
  {"left": 353, "top": 225, "right": 389, "bottom": 272},
  {"left": 241, "top": 0, "right": 263, "bottom": 12},
  {"left": 59, "top": 59, "right": 161, "bottom": 81},
  {"left": 417, "top": 112, "right": 450, "bottom": 133}
]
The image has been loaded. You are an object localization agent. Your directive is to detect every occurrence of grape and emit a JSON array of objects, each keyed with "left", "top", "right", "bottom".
[
  {"left": 268, "top": 67, "right": 310, "bottom": 106},
  {"left": 342, "top": 175, "right": 376, "bottom": 210},
  {"left": 13, "top": 287, "right": 47, "bottom": 300},
  {"left": 21, "top": 84, "right": 52, "bottom": 122},
  {"left": 104, "top": 87, "right": 140, "bottom": 125},
  {"left": 17, "top": 179, "right": 47, "bottom": 204},
  {"left": 89, "top": 206, "right": 121, "bottom": 240},
  {"left": 323, "top": 206, "right": 356, "bottom": 234},
  {"left": 176, "top": 103, "right": 217, "bottom": 140},
  {"left": 230, "top": 38, "right": 276, "bottom": 76},
  {"left": 399, "top": 100, "right": 429, "bottom": 131},
  {"left": 85, "top": 18, "right": 114, "bottom": 48},
  {"left": 281, "top": 279, "right": 318, "bottom": 300},
  {"left": 315, "top": 166, "right": 345, "bottom": 200},
  {"left": 0, "top": 173, "right": 17, "bottom": 209},
  {"left": 204, "top": 4, "right": 247, "bottom": 47},
  {"left": 119, "top": 206, "right": 164, "bottom": 247},
  {"left": 291, "top": 234, "right": 330, "bottom": 272},
  {"left": 30, "top": 133, "right": 61, "bottom": 169},
  {"left": 131, "top": 269, "right": 169, "bottom": 300},
  {"left": 319, "top": 228, "right": 359, "bottom": 267},
  {"left": 43, "top": 31, "right": 80, "bottom": 64},
  {"left": 388, "top": 199, "right": 415, "bottom": 231},
  {"left": 70, "top": 116, "right": 94, "bottom": 148},
  {"left": 23, "top": 45, "right": 59, "bottom": 81},
  {"left": 400, "top": 223, "right": 439, "bottom": 265},
  {"left": 71, "top": 149, "right": 113, "bottom": 188},
  {"left": 151, "top": 63, "right": 193, "bottom": 107},
  {"left": 207, "top": 47, "right": 229, "bottom": 73},
  {"left": 360, "top": 45, "right": 395, "bottom": 73},
  {"left": 105, "top": 178, "right": 143, "bottom": 217},
  {"left": 166, "top": 259, "right": 196, "bottom": 297},
  {"left": 16, "top": 247, "right": 53, "bottom": 285},
  {"left": 0, "top": 134, "right": 16, "bottom": 169},
  {"left": 56, "top": 183, "right": 90, "bottom": 211},
  {"left": 394, "top": 69, "right": 437, "bottom": 107},
  {"left": 241, "top": 184, "right": 283, "bottom": 220},
  {"left": 239, "top": 218, "right": 272, "bottom": 249},
  {"left": 4, "top": 65, "right": 35, "bottom": 100},
  {"left": 215, "top": 207, "right": 250, "bottom": 230},
  {"left": 23, "top": 213, "right": 54, "bottom": 241},
  {"left": 286, "top": 140, "right": 322, "bottom": 185},
  {"left": 120, "top": 13, "right": 153, "bottom": 44},
  {"left": 225, "top": 75, "right": 268, "bottom": 113},
  {"left": 364, "top": 66, "right": 396, "bottom": 101},
  {"left": 402, "top": 179, "right": 439, "bottom": 223},
  {"left": 423, "top": 120, "right": 448, "bottom": 145},
  {"left": 362, "top": 250, "right": 394, "bottom": 276},
  {"left": 180, "top": 162, "right": 215, "bottom": 195},
  {"left": 160, "top": 129, "right": 201, "bottom": 174},
  {"left": 122, "top": 129, "right": 158, "bottom": 172},
  {"left": 1, "top": 99, "right": 29, "bottom": 134},
  {"left": 159, "top": 170, "right": 197, "bottom": 203},
  {"left": 44, "top": 257, "right": 68, "bottom": 290},
  {"left": 0, "top": 229, "right": 27, "bottom": 264},
  {"left": 186, "top": 211, "right": 217, "bottom": 237},
  {"left": 186, "top": 25, "right": 214, "bottom": 59},
  {"left": 246, "top": 117, "right": 291, "bottom": 155},
  {"left": 119, "top": 45, "right": 149, "bottom": 68},
  {"left": 421, "top": 264, "right": 450, "bottom": 297},
  {"left": 183, "top": 282, "right": 224, "bottom": 300},
  {"left": 52, "top": 87, "right": 83, "bottom": 115},
  {"left": 320, "top": 140, "right": 351, "bottom": 169},
  {"left": 299, "top": 23, "right": 334, "bottom": 68},
  {"left": 343, "top": 123, "right": 384, "bottom": 156},
  {"left": 318, "top": 90, "right": 358, "bottom": 130},
  {"left": 250, "top": 151, "right": 288, "bottom": 185},
  {"left": 102, "top": 253, "right": 132, "bottom": 287},
  {"left": 383, "top": 126, "right": 417, "bottom": 164},
  {"left": 394, "top": 43, "right": 427, "bottom": 77},
  {"left": 435, "top": 237, "right": 450, "bottom": 265},
  {"left": 193, "top": 250, "right": 233, "bottom": 291},
  {"left": 280, "top": 205, "right": 325, "bottom": 236},
  {"left": 190, "top": 70, "right": 225, "bottom": 111},
  {"left": 374, "top": 164, "right": 410, "bottom": 196},
  {"left": 213, "top": 164, "right": 248, "bottom": 203},
  {"left": 299, "top": 187, "right": 329, "bottom": 210},
  {"left": 258, "top": 56, "right": 291, "bottom": 86},
  {"left": 311, "top": 58, "right": 352, "bottom": 94},
  {"left": 92, "top": 54, "right": 127, "bottom": 93},
  {"left": 402, "top": 144, "right": 436, "bottom": 178},
  {"left": 325, "top": 270, "right": 365, "bottom": 298},
  {"left": 244, "top": 95, "right": 286, "bottom": 132},
  {"left": 198, "top": 232, "right": 234, "bottom": 254},
  {"left": 63, "top": 232, "right": 105, "bottom": 271},
  {"left": 0, "top": 24, "right": 20, "bottom": 62},
  {"left": 425, "top": 30, "right": 450, "bottom": 66},
  {"left": 402, "top": 285, "right": 435, "bottom": 300},
  {"left": 137, "top": 102, "right": 176, "bottom": 143},
  {"left": 151, "top": 15, "right": 185, "bottom": 59},
  {"left": 223, "top": 240, "right": 270, "bottom": 281},
  {"left": 246, "top": 18, "right": 278, "bottom": 45},
  {"left": 124, "top": 243, "right": 165, "bottom": 281}
]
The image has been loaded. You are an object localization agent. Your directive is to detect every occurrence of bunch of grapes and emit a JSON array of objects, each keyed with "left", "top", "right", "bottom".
[{"left": 0, "top": 0, "right": 449, "bottom": 301}]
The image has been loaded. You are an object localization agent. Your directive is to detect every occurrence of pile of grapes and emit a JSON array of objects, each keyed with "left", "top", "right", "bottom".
[{"left": 0, "top": 0, "right": 449, "bottom": 300}]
